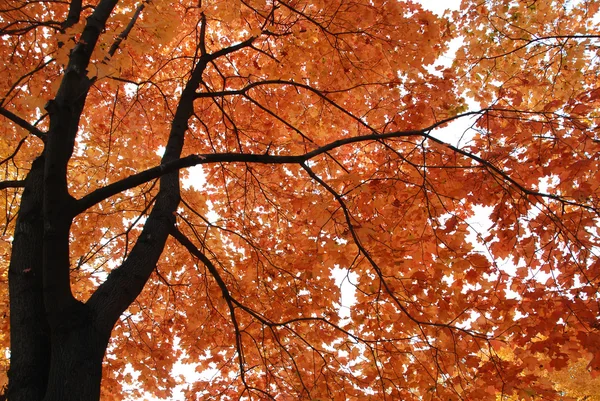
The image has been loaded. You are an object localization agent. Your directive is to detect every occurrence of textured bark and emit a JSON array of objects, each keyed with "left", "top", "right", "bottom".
[
  {"left": 43, "top": 302, "right": 111, "bottom": 401},
  {"left": 7, "top": 156, "right": 49, "bottom": 401}
]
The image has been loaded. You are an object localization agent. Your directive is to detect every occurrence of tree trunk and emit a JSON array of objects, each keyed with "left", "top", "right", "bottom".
[
  {"left": 7, "top": 156, "right": 110, "bottom": 401},
  {"left": 7, "top": 156, "right": 50, "bottom": 401},
  {"left": 43, "top": 302, "right": 110, "bottom": 401}
]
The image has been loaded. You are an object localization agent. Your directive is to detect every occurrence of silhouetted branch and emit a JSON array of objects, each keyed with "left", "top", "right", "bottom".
[
  {"left": 0, "top": 107, "right": 46, "bottom": 140},
  {"left": 61, "top": 0, "right": 82, "bottom": 30},
  {"left": 0, "top": 180, "right": 25, "bottom": 190},
  {"left": 170, "top": 226, "right": 248, "bottom": 388},
  {"left": 75, "top": 108, "right": 597, "bottom": 217},
  {"left": 106, "top": 1, "right": 146, "bottom": 59}
]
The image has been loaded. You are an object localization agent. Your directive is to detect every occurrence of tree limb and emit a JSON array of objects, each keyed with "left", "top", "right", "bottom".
[
  {"left": 42, "top": 0, "right": 120, "bottom": 324},
  {"left": 74, "top": 155, "right": 206, "bottom": 214},
  {"left": 0, "top": 180, "right": 25, "bottom": 190},
  {"left": 87, "top": 16, "right": 215, "bottom": 329},
  {"left": 74, "top": 111, "right": 480, "bottom": 214},
  {"left": 169, "top": 225, "right": 248, "bottom": 387},
  {"left": 0, "top": 107, "right": 46, "bottom": 140},
  {"left": 61, "top": 0, "right": 82, "bottom": 30},
  {"left": 105, "top": 1, "right": 146, "bottom": 59}
]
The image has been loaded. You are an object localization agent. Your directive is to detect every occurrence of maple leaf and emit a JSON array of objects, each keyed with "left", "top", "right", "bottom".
[{"left": 0, "top": 0, "right": 599, "bottom": 400}]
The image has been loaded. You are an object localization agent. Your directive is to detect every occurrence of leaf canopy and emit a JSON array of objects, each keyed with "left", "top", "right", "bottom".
[{"left": 0, "top": 0, "right": 599, "bottom": 399}]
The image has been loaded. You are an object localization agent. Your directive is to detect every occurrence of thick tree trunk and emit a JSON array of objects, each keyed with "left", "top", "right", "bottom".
[
  {"left": 7, "top": 156, "right": 50, "bottom": 401},
  {"left": 43, "top": 302, "right": 110, "bottom": 401},
  {"left": 7, "top": 157, "right": 108, "bottom": 401}
]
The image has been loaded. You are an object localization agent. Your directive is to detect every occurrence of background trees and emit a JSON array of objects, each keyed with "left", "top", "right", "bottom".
[{"left": 0, "top": 0, "right": 598, "bottom": 400}]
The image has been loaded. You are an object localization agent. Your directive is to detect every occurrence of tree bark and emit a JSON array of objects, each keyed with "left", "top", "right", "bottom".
[
  {"left": 7, "top": 156, "right": 50, "bottom": 401},
  {"left": 43, "top": 302, "right": 111, "bottom": 401}
]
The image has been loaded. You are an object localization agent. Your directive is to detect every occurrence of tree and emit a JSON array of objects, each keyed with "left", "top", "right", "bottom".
[{"left": 0, "top": 0, "right": 598, "bottom": 399}]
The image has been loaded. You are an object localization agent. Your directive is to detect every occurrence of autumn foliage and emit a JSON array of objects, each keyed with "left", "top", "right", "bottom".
[{"left": 0, "top": 0, "right": 599, "bottom": 400}]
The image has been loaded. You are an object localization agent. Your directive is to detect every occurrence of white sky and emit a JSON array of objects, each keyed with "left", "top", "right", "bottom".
[{"left": 418, "top": 0, "right": 462, "bottom": 16}]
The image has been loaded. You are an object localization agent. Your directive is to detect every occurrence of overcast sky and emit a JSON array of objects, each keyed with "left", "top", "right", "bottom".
[{"left": 418, "top": 0, "right": 462, "bottom": 16}]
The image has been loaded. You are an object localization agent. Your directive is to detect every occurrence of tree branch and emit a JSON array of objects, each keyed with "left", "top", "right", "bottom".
[
  {"left": 0, "top": 180, "right": 25, "bottom": 190},
  {"left": 481, "top": 34, "right": 600, "bottom": 60},
  {"left": 169, "top": 226, "right": 248, "bottom": 386},
  {"left": 61, "top": 0, "right": 82, "bottom": 30},
  {"left": 1, "top": 58, "right": 54, "bottom": 108},
  {"left": 71, "top": 111, "right": 481, "bottom": 215},
  {"left": 0, "top": 136, "right": 27, "bottom": 165},
  {"left": 74, "top": 108, "right": 594, "bottom": 220},
  {"left": 87, "top": 25, "right": 216, "bottom": 329},
  {"left": 206, "top": 35, "right": 256, "bottom": 62},
  {"left": 0, "top": 107, "right": 46, "bottom": 140},
  {"left": 74, "top": 155, "right": 206, "bottom": 214},
  {"left": 105, "top": 1, "right": 146, "bottom": 59},
  {"left": 42, "top": 0, "right": 120, "bottom": 324}
]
